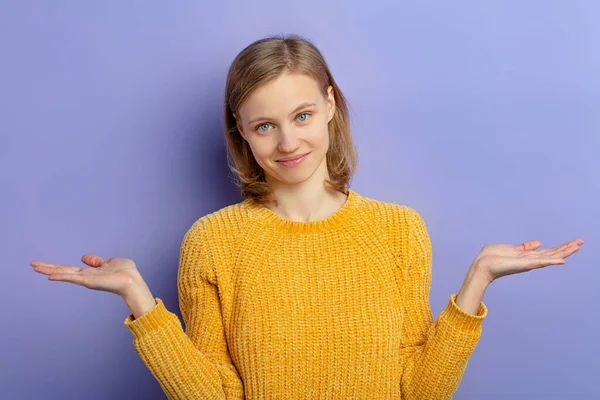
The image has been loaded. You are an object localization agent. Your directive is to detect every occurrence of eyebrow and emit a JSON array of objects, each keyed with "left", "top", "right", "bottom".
[{"left": 247, "top": 102, "right": 317, "bottom": 126}]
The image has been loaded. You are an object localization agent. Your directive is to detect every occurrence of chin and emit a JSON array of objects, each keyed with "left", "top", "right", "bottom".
[
  {"left": 267, "top": 166, "right": 316, "bottom": 186},
  {"left": 271, "top": 172, "right": 313, "bottom": 186}
]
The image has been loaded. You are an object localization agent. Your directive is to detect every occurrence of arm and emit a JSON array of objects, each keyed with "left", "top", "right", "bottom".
[
  {"left": 122, "top": 277, "right": 156, "bottom": 319},
  {"left": 396, "top": 206, "right": 488, "bottom": 400},
  {"left": 455, "top": 262, "right": 491, "bottom": 316},
  {"left": 122, "top": 221, "right": 244, "bottom": 400}
]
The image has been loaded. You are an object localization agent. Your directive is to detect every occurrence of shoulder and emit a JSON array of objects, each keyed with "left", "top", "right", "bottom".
[
  {"left": 353, "top": 190, "right": 424, "bottom": 232},
  {"left": 178, "top": 200, "right": 254, "bottom": 282},
  {"left": 353, "top": 190, "right": 430, "bottom": 258},
  {"left": 185, "top": 200, "right": 254, "bottom": 240},
  {"left": 180, "top": 200, "right": 254, "bottom": 256}
]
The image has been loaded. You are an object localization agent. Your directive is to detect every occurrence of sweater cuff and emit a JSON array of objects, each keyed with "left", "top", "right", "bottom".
[
  {"left": 123, "top": 297, "right": 178, "bottom": 339},
  {"left": 438, "top": 293, "right": 488, "bottom": 333}
]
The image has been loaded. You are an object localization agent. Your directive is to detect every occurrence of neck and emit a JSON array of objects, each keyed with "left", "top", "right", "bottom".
[{"left": 264, "top": 158, "right": 347, "bottom": 223}]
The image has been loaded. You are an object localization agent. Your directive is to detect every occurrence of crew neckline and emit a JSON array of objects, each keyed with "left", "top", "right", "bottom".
[{"left": 243, "top": 188, "right": 360, "bottom": 234}]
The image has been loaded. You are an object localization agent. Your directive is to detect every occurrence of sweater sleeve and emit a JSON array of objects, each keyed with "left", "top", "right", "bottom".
[
  {"left": 397, "top": 206, "right": 488, "bottom": 400},
  {"left": 123, "top": 222, "right": 244, "bottom": 399}
]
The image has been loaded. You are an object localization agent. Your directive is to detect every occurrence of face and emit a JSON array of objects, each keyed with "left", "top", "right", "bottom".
[{"left": 234, "top": 73, "right": 335, "bottom": 187}]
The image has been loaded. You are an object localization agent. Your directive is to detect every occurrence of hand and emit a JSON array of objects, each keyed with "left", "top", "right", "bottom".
[
  {"left": 29, "top": 254, "right": 142, "bottom": 298},
  {"left": 473, "top": 238, "right": 585, "bottom": 283}
]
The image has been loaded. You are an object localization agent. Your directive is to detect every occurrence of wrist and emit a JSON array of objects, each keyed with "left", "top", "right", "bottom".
[
  {"left": 122, "top": 276, "right": 156, "bottom": 319},
  {"left": 455, "top": 263, "right": 491, "bottom": 315},
  {"left": 470, "top": 260, "right": 494, "bottom": 286}
]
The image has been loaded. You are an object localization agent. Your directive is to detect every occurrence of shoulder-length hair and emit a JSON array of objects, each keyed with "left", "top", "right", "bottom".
[{"left": 223, "top": 33, "right": 358, "bottom": 204}]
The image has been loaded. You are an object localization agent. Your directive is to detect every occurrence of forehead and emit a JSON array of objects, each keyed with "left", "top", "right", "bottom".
[{"left": 239, "top": 73, "right": 322, "bottom": 118}]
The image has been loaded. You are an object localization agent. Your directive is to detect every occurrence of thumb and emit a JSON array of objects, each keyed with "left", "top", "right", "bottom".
[
  {"left": 518, "top": 240, "right": 542, "bottom": 251},
  {"left": 81, "top": 254, "right": 106, "bottom": 267}
]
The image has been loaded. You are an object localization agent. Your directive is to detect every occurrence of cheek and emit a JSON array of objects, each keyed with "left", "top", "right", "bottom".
[
  {"left": 314, "top": 124, "right": 331, "bottom": 146},
  {"left": 307, "top": 117, "right": 330, "bottom": 141},
  {"left": 249, "top": 139, "right": 276, "bottom": 162}
]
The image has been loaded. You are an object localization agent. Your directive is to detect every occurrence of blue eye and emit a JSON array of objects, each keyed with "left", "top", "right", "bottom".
[
  {"left": 257, "top": 123, "right": 271, "bottom": 132},
  {"left": 297, "top": 112, "right": 310, "bottom": 122},
  {"left": 255, "top": 112, "right": 310, "bottom": 132}
]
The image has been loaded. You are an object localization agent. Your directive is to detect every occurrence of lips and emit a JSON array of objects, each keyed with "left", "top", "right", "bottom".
[
  {"left": 276, "top": 152, "right": 310, "bottom": 167},
  {"left": 277, "top": 152, "right": 309, "bottom": 162}
]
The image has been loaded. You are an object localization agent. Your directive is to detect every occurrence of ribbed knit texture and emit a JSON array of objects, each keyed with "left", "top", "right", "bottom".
[{"left": 124, "top": 188, "right": 488, "bottom": 399}]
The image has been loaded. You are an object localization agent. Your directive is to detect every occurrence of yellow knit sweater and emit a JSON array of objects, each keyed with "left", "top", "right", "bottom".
[{"left": 124, "top": 188, "right": 488, "bottom": 399}]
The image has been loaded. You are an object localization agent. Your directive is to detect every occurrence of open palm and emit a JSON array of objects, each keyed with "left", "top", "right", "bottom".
[
  {"left": 474, "top": 238, "right": 584, "bottom": 283},
  {"left": 29, "top": 254, "right": 141, "bottom": 297}
]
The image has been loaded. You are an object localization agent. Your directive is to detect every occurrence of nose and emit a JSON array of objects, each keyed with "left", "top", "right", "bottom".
[{"left": 277, "top": 126, "right": 301, "bottom": 153}]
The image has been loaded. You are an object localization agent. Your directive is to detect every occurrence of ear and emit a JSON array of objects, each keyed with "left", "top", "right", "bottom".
[{"left": 326, "top": 86, "right": 336, "bottom": 123}]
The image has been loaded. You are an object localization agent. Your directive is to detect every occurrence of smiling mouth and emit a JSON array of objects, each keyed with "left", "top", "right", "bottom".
[
  {"left": 276, "top": 152, "right": 310, "bottom": 166},
  {"left": 277, "top": 152, "right": 309, "bottom": 162}
]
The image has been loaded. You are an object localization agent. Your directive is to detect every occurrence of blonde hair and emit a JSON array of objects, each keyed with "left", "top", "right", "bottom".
[{"left": 223, "top": 33, "right": 358, "bottom": 204}]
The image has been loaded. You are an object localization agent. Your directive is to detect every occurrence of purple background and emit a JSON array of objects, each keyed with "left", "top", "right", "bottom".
[{"left": 2, "top": 1, "right": 597, "bottom": 399}]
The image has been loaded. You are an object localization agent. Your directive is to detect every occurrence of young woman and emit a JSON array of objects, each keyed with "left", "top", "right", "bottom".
[{"left": 29, "top": 34, "right": 584, "bottom": 399}]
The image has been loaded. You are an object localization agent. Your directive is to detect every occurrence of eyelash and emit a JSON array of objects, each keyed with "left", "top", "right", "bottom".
[{"left": 255, "top": 112, "right": 312, "bottom": 132}]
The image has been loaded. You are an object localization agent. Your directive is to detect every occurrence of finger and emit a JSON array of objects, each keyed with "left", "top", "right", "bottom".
[
  {"left": 48, "top": 273, "right": 88, "bottom": 287},
  {"left": 534, "top": 238, "right": 584, "bottom": 256},
  {"left": 518, "top": 240, "right": 542, "bottom": 251},
  {"left": 81, "top": 254, "right": 106, "bottom": 268},
  {"left": 536, "top": 247, "right": 578, "bottom": 265},
  {"left": 553, "top": 243, "right": 582, "bottom": 259},
  {"left": 552, "top": 239, "right": 582, "bottom": 251},
  {"left": 30, "top": 260, "right": 79, "bottom": 270},
  {"left": 526, "top": 256, "right": 566, "bottom": 270},
  {"left": 30, "top": 261, "right": 83, "bottom": 275}
]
